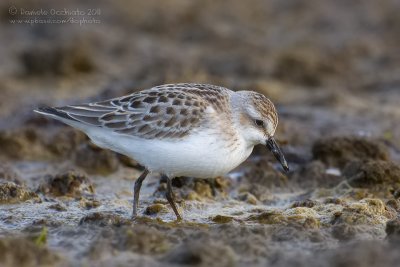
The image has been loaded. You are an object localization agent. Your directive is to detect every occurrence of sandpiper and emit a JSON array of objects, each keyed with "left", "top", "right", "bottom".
[{"left": 35, "top": 83, "right": 289, "bottom": 220}]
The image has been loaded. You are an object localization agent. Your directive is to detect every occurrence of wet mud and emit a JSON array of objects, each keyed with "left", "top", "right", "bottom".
[{"left": 1, "top": 0, "right": 400, "bottom": 266}]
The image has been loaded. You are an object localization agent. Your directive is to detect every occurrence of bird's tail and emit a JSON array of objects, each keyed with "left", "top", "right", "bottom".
[{"left": 34, "top": 106, "right": 79, "bottom": 122}]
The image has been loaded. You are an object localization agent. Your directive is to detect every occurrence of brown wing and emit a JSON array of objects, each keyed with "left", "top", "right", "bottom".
[{"left": 49, "top": 84, "right": 229, "bottom": 139}]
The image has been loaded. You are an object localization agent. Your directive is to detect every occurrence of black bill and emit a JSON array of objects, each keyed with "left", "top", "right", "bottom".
[{"left": 266, "top": 138, "right": 289, "bottom": 172}]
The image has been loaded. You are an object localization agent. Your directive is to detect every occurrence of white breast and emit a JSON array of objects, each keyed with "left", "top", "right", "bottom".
[{"left": 86, "top": 127, "right": 253, "bottom": 178}]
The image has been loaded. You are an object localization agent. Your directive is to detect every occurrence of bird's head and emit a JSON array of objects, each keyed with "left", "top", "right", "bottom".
[{"left": 232, "top": 91, "right": 289, "bottom": 172}]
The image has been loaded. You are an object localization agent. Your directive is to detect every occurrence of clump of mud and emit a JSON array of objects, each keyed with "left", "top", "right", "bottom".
[
  {"left": 38, "top": 170, "right": 94, "bottom": 197},
  {"left": 74, "top": 143, "right": 120, "bottom": 175},
  {"left": 236, "top": 158, "right": 288, "bottom": 202},
  {"left": 343, "top": 160, "right": 400, "bottom": 197},
  {"left": 0, "top": 237, "right": 63, "bottom": 267},
  {"left": 162, "top": 239, "right": 236, "bottom": 267},
  {"left": 0, "top": 182, "right": 39, "bottom": 204},
  {"left": 144, "top": 203, "right": 168, "bottom": 215},
  {"left": 0, "top": 128, "right": 44, "bottom": 160},
  {"left": 79, "top": 212, "right": 131, "bottom": 227},
  {"left": 105, "top": 225, "right": 170, "bottom": 254},
  {"left": 333, "top": 198, "right": 396, "bottom": 225},
  {"left": 45, "top": 128, "right": 88, "bottom": 159},
  {"left": 0, "top": 127, "right": 87, "bottom": 161},
  {"left": 312, "top": 137, "right": 389, "bottom": 168},
  {"left": 154, "top": 175, "right": 230, "bottom": 202}
]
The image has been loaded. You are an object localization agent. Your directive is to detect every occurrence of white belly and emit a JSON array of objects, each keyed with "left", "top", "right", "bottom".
[{"left": 86, "top": 127, "right": 253, "bottom": 178}]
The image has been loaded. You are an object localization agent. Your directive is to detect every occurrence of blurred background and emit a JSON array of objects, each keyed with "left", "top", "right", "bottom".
[
  {"left": 1, "top": 0, "right": 400, "bottom": 144},
  {"left": 1, "top": 0, "right": 400, "bottom": 267}
]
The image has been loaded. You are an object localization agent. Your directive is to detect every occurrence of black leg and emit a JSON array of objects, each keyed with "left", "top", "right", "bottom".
[
  {"left": 131, "top": 169, "right": 149, "bottom": 219},
  {"left": 163, "top": 175, "right": 182, "bottom": 220}
]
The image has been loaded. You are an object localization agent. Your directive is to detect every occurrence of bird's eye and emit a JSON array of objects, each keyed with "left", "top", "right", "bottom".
[{"left": 255, "top": 119, "right": 264, "bottom": 127}]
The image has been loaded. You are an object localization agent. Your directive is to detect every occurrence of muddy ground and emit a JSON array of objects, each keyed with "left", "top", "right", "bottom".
[{"left": 1, "top": 0, "right": 400, "bottom": 266}]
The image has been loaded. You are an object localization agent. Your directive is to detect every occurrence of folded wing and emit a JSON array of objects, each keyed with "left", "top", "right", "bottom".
[{"left": 36, "top": 85, "right": 212, "bottom": 139}]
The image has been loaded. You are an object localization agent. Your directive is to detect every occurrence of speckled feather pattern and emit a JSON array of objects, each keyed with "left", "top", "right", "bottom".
[{"left": 53, "top": 83, "right": 233, "bottom": 140}]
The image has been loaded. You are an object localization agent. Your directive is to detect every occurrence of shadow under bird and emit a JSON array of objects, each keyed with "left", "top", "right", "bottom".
[{"left": 35, "top": 83, "right": 289, "bottom": 220}]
